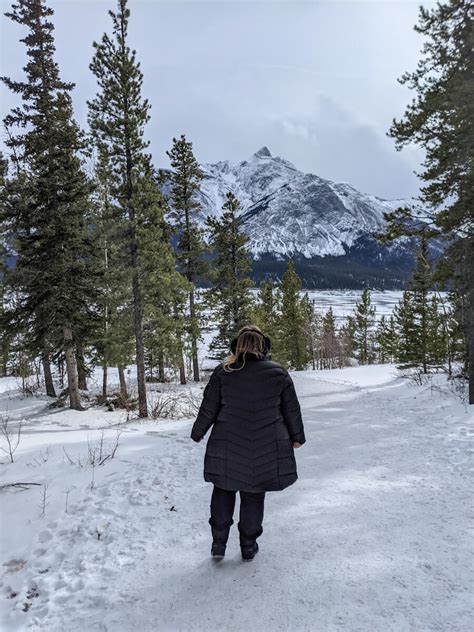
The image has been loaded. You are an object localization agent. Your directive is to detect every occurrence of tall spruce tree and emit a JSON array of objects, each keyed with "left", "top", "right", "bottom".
[
  {"left": 88, "top": 152, "right": 134, "bottom": 400},
  {"left": 409, "top": 236, "right": 432, "bottom": 373},
  {"left": 88, "top": 0, "right": 178, "bottom": 416},
  {"left": 375, "top": 315, "right": 398, "bottom": 364},
  {"left": 426, "top": 296, "right": 448, "bottom": 369},
  {"left": 140, "top": 183, "right": 190, "bottom": 384},
  {"left": 206, "top": 192, "right": 253, "bottom": 360},
  {"left": 253, "top": 280, "right": 279, "bottom": 354},
  {"left": 383, "top": 0, "right": 474, "bottom": 401},
  {"left": 353, "top": 288, "right": 376, "bottom": 365},
  {"left": 1, "top": 0, "right": 99, "bottom": 409},
  {"left": 277, "top": 260, "right": 309, "bottom": 370},
  {"left": 300, "top": 294, "right": 318, "bottom": 370},
  {"left": 321, "top": 307, "right": 339, "bottom": 369},
  {"left": 394, "top": 291, "right": 418, "bottom": 366},
  {"left": 166, "top": 135, "right": 207, "bottom": 381},
  {"left": 339, "top": 315, "right": 356, "bottom": 367}
]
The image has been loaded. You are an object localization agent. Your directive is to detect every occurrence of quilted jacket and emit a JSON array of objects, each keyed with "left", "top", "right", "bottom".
[{"left": 191, "top": 354, "right": 306, "bottom": 492}]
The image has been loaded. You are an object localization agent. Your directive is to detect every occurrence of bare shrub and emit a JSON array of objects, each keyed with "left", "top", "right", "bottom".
[
  {"left": 0, "top": 416, "right": 22, "bottom": 463},
  {"left": 62, "top": 429, "right": 122, "bottom": 472},
  {"left": 26, "top": 448, "right": 50, "bottom": 468},
  {"left": 150, "top": 393, "right": 181, "bottom": 419},
  {"left": 87, "top": 429, "right": 123, "bottom": 466},
  {"left": 150, "top": 388, "right": 201, "bottom": 419},
  {"left": 39, "top": 483, "right": 49, "bottom": 517}
]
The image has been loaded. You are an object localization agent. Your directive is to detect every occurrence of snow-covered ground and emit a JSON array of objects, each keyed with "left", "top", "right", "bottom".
[{"left": 1, "top": 365, "right": 472, "bottom": 631}]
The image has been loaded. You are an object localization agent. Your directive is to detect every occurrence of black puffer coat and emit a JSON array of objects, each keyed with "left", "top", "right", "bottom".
[{"left": 191, "top": 354, "right": 306, "bottom": 492}]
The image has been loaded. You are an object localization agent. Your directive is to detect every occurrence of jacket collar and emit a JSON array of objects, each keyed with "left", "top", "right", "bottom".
[{"left": 233, "top": 351, "right": 269, "bottom": 363}]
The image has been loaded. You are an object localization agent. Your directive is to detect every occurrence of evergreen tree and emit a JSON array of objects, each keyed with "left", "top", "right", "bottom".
[
  {"left": 1, "top": 0, "right": 100, "bottom": 409},
  {"left": 383, "top": 0, "right": 473, "bottom": 401},
  {"left": 166, "top": 135, "right": 207, "bottom": 381},
  {"left": 253, "top": 280, "right": 280, "bottom": 355},
  {"left": 375, "top": 315, "right": 398, "bottom": 364},
  {"left": 88, "top": 0, "right": 179, "bottom": 415},
  {"left": 321, "top": 307, "right": 339, "bottom": 369},
  {"left": 140, "top": 185, "right": 190, "bottom": 384},
  {"left": 426, "top": 296, "right": 448, "bottom": 369},
  {"left": 394, "top": 291, "right": 418, "bottom": 366},
  {"left": 353, "top": 288, "right": 376, "bottom": 364},
  {"left": 206, "top": 192, "right": 253, "bottom": 360},
  {"left": 0, "top": 157, "right": 11, "bottom": 377},
  {"left": 88, "top": 152, "right": 134, "bottom": 400},
  {"left": 300, "top": 294, "right": 318, "bottom": 370},
  {"left": 409, "top": 236, "right": 432, "bottom": 373},
  {"left": 446, "top": 291, "right": 469, "bottom": 374},
  {"left": 277, "top": 260, "right": 309, "bottom": 370},
  {"left": 339, "top": 315, "right": 356, "bottom": 367}
]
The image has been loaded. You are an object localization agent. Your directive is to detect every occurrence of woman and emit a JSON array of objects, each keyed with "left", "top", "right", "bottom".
[{"left": 191, "top": 325, "right": 306, "bottom": 561}]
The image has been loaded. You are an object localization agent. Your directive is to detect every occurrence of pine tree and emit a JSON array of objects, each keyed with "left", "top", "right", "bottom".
[
  {"left": 206, "top": 192, "right": 253, "bottom": 360},
  {"left": 394, "top": 291, "right": 418, "bottom": 366},
  {"left": 87, "top": 152, "right": 134, "bottom": 400},
  {"left": 140, "top": 183, "right": 190, "bottom": 384},
  {"left": 277, "top": 260, "right": 309, "bottom": 370},
  {"left": 1, "top": 0, "right": 100, "bottom": 409},
  {"left": 426, "top": 296, "right": 448, "bottom": 369},
  {"left": 353, "top": 288, "right": 376, "bottom": 364},
  {"left": 166, "top": 135, "right": 207, "bottom": 381},
  {"left": 88, "top": 0, "right": 178, "bottom": 416},
  {"left": 339, "top": 315, "right": 356, "bottom": 367},
  {"left": 253, "top": 280, "right": 280, "bottom": 355},
  {"left": 375, "top": 315, "right": 398, "bottom": 364},
  {"left": 446, "top": 291, "right": 469, "bottom": 374},
  {"left": 300, "top": 294, "right": 318, "bottom": 370},
  {"left": 0, "top": 156, "right": 11, "bottom": 378},
  {"left": 383, "top": 0, "right": 473, "bottom": 401},
  {"left": 409, "top": 237, "right": 432, "bottom": 373},
  {"left": 321, "top": 307, "right": 339, "bottom": 369}
]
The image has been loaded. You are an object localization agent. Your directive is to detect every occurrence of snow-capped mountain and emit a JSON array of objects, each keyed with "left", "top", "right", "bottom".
[
  {"left": 160, "top": 147, "right": 428, "bottom": 288},
  {"left": 190, "top": 147, "right": 417, "bottom": 288},
  {"left": 198, "top": 146, "right": 406, "bottom": 260}
]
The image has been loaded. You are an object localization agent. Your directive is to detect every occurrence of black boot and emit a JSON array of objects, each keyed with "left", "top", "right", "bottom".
[
  {"left": 211, "top": 541, "right": 226, "bottom": 559},
  {"left": 209, "top": 517, "right": 233, "bottom": 560},
  {"left": 239, "top": 527, "right": 262, "bottom": 562},
  {"left": 241, "top": 541, "right": 259, "bottom": 561}
]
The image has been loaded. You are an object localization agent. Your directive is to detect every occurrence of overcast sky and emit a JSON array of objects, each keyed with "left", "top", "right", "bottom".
[{"left": 1, "top": 0, "right": 432, "bottom": 199}]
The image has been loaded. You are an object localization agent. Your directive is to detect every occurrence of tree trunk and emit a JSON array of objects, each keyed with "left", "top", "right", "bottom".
[
  {"left": 189, "top": 288, "right": 200, "bottom": 382},
  {"left": 58, "top": 356, "right": 65, "bottom": 388},
  {"left": 63, "top": 326, "right": 82, "bottom": 410},
  {"left": 179, "top": 352, "right": 186, "bottom": 385},
  {"left": 158, "top": 351, "right": 165, "bottom": 383},
  {"left": 469, "top": 276, "right": 474, "bottom": 405},
  {"left": 118, "top": 365, "right": 128, "bottom": 400},
  {"left": 76, "top": 343, "right": 88, "bottom": 390},
  {"left": 102, "top": 363, "right": 108, "bottom": 400},
  {"left": 42, "top": 352, "right": 56, "bottom": 398},
  {"left": 131, "top": 270, "right": 147, "bottom": 417}
]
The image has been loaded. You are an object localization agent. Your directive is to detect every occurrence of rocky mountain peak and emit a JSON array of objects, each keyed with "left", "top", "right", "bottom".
[{"left": 253, "top": 146, "right": 272, "bottom": 159}]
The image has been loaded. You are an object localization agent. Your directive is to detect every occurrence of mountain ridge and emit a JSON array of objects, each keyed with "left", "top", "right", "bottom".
[{"left": 188, "top": 147, "right": 422, "bottom": 288}]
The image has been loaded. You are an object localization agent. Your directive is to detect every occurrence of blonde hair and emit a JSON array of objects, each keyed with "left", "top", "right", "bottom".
[{"left": 223, "top": 325, "right": 266, "bottom": 372}]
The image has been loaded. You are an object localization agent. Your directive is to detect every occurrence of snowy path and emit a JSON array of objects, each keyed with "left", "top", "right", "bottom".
[{"left": 1, "top": 367, "right": 473, "bottom": 631}]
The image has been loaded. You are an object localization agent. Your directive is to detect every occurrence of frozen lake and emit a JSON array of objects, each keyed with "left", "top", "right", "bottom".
[{"left": 303, "top": 289, "right": 404, "bottom": 322}]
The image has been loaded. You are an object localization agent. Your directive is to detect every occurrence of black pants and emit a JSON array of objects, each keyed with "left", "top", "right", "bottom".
[{"left": 209, "top": 486, "right": 265, "bottom": 546}]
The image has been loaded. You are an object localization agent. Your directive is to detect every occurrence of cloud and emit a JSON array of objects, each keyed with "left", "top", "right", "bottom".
[
  {"left": 1, "top": 0, "right": 426, "bottom": 199},
  {"left": 268, "top": 96, "right": 421, "bottom": 198}
]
